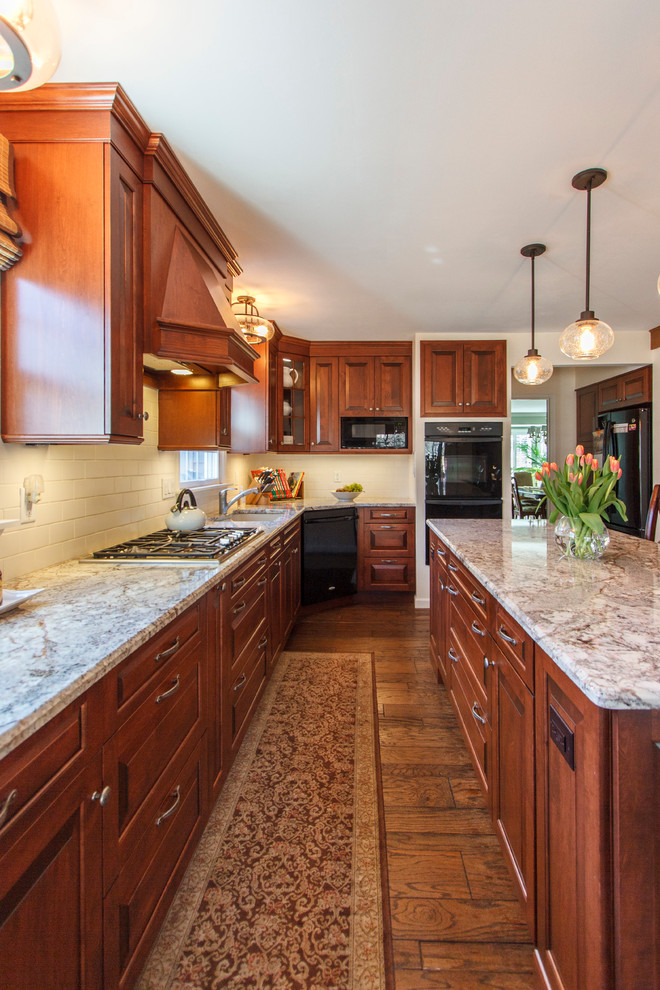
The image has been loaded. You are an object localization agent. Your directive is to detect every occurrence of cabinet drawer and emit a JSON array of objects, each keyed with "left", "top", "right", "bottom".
[
  {"left": 364, "top": 507, "right": 414, "bottom": 523},
  {"left": 362, "top": 523, "right": 415, "bottom": 556},
  {"left": 446, "top": 555, "right": 489, "bottom": 625},
  {"left": 116, "top": 602, "right": 201, "bottom": 712},
  {"left": 448, "top": 629, "right": 491, "bottom": 799},
  {"left": 231, "top": 639, "right": 267, "bottom": 744},
  {"left": 493, "top": 603, "right": 534, "bottom": 691},
  {"left": 110, "top": 734, "right": 207, "bottom": 987},
  {"left": 229, "top": 578, "right": 268, "bottom": 673},
  {"left": 230, "top": 549, "right": 267, "bottom": 597},
  {"left": 359, "top": 557, "right": 415, "bottom": 592},
  {"left": 113, "top": 644, "right": 204, "bottom": 843},
  {"left": 0, "top": 679, "right": 108, "bottom": 839},
  {"left": 449, "top": 597, "right": 489, "bottom": 709}
]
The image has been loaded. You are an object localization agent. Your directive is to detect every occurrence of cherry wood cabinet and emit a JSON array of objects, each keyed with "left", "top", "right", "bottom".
[
  {"left": 277, "top": 350, "right": 309, "bottom": 451},
  {"left": 158, "top": 381, "right": 231, "bottom": 450},
  {"left": 339, "top": 351, "right": 412, "bottom": 416},
  {"left": 0, "top": 84, "right": 150, "bottom": 444},
  {"left": 420, "top": 340, "right": 507, "bottom": 418},
  {"left": 310, "top": 355, "right": 339, "bottom": 451},
  {"left": 575, "top": 365, "right": 652, "bottom": 447},
  {"left": 358, "top": 507, "right": 416, "bottom": 592},
  {"left": 428, "top": 531, "right": 449, "bottom": 685}
]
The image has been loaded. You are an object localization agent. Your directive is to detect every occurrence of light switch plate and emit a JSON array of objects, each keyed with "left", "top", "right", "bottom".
[{"left": 161, "top": 477, "right": 177, "bottom": 499}]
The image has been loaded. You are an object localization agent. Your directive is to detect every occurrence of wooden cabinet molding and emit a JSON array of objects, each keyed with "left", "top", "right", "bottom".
[{"left": 420, "top": 340, "right": 507, "bottom": 418}]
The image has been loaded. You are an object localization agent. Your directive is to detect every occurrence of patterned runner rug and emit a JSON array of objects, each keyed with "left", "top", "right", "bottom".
[{"left": 137, "top": 651, "right": 390, "bottom": 990}]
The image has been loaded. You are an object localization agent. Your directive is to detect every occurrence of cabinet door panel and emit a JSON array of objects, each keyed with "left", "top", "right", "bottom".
[
  {"left": 620, "top": 365, "right": 651, "bottom": 405},
  {"left": 158, "top": 389, "right": 222, "bottom": 450},
  {"left": 109, "top": 148, "right": 144, "bottom": 441},
  {"left": 576, "top": 384, "right": 599, "bottom": 448},
  {"left": 339, "top": 357, "right": 375, "bottom": 414},
  {"left": 598, "top": 379, "right": 620, "bottom": 410},
  {"left": 420, "top": 342, "right": 463, "bottom": 416},
  {"left": 463, "top": 341, "right": 507, "bottom": 416},
  {"left": 0, "top": 755, "right": 104, "bottom": 990},
  {"left": 375, "top": 355, "right": 411, "bottom": 415},
  {"left": 310, "top": 356, "right": 339, "bottom": 450}
]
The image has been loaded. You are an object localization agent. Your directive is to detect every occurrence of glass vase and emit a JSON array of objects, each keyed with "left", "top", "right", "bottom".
[{"left": 554, "top": 515, "right": 610, "bottom": 560}]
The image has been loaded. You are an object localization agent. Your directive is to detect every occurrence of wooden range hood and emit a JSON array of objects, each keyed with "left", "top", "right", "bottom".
[{"left": 143, "top": 134, "right": 257, "bottom": 386}]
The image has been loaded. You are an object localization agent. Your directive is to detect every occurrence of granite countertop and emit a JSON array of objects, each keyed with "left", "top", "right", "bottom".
[
  {"left": 428, "top": 518, "right": 660, "bottom": 711},
  {"left": 0, "top": 496, "right": 413, "bottom": 760}
]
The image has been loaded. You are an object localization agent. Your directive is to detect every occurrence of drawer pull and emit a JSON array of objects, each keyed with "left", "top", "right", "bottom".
[
  {"left": 155, "top": 785, "right": 181, "bottom": 827},
  {"left": 91, "top": 785, "right": 111, "bottom": 807},
  {"left": 471, "top": 620, "right": 486, "bottom": 637},
  {"left": 257, "top": 576, "right": 267, "bottom": 586},
  {"left": 271, "top": 541, "right": 281, "bottom": 550},
  {"left": 448, "top": 562, "right": 458, "bottom": 572},
  {"left": 447, "top": 585, "right": 459, "bottom": 596},
  {"left": 233, "top": 673, "right": 247, "bottom": 692},
  {"left": 233, "top": 601, "right": 247, "bottom": 615},
  {"left": 436, "top": 546, "right": 446, "bottom": 556},
  {"left": 381, "top": 559, "right": 397, "bottom": 564},
  {"left": 484, "top": 656, "right": 495, "bottom": 672},
  {"left": 498, "top": 625, "right": 518, "bottom": 646},
  {"left": 380, "top": 525, "right": 393, "bottom": 529},
  {"left": 379, "top": 513, "right": 394, "bottom": 517},
  {"left": 472, "top": 702, "right": 486, "bottom": 725},
  {"left": 232, "top": 576, "right": 247, "bottom": 589},
  {"left": 0, "top": 788, "right": 18, "bottom": 827},
  {"left": 471, "top": 591, "right": 486, "bottom": 606},
  {"left": 155, "top": 637, "right": 179, "bottom": 664},
  {"left": 258, "top": 555, "right": 268, "bottom": 565},
  {"left": 258, "top": 635, "right": 268, "bottom": 648},
  {"left": 448, "top": 647, "right": 460, "bottom": 663},
  {"left": 156, "top": 675, "right": 180, "bottom": 704}
]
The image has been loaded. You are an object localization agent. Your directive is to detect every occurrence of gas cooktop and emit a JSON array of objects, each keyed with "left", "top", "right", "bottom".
[{"left": 84, "top": 527, "right": 259, "bottom": 565}]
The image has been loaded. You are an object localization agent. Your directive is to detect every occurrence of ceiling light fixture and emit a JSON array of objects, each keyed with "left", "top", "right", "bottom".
[
  {"left": 0, "top": 0, "right": 61, "bottom": 92},
  {"left": 231, "top": 295, "right": 274, "bottom": 345},
  {"left": 513, "top": 243, "right": 553, "bottom": 386},
  {"left": 559, "top": 167, "right": 614, "bottom": 361}
]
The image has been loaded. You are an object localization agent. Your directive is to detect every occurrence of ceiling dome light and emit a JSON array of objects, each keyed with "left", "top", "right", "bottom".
[
  {"left": 0, "top": 0, "right": 61, "bottom": 92},
  {"left": 231, "top": 295, "right": 275, "bottom": 345},
  {"left": 559, "top": 167, "right": 614, "bottom": 361},
  {"left": 513, "top": 243, "right": 553, "bottom": 386}
]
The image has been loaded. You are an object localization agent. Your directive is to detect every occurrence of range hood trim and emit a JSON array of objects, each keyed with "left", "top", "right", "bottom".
[{"left": 152, "top": 317, "right": 258, "bottom": 384}]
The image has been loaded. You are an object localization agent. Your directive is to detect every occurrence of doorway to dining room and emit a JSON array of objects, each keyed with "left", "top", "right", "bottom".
[{"left": 511, "top": 398, "right": 549, "bottom": 477}]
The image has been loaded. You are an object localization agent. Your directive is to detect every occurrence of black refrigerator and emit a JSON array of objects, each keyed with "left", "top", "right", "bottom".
[{"left": 595, "top": 406, "right": 652, "bottom": 538}]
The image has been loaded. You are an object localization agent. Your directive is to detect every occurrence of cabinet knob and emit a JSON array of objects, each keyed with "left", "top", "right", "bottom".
[
  {"left": 91, "top": 785, "right": 111, "bottom": 807},
  {"left": 137, "top": 411, "right": 150, "bottom": 421},
  {"left": 310, "top": 441, "right": 315, "bottom": 446},
  {"left": 465, "top": 402, "right": 470, "bottom": 407},
  {"left": 484, "top": 656, "right": 495, "bottom": 672},
  {"left": 458, "top": 402, "right": 463, "bottom": 406}
]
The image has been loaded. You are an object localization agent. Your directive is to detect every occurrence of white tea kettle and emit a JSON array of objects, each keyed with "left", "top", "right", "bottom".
[{"left": 166, "top": 489, "right": 207, "bottom": 532}]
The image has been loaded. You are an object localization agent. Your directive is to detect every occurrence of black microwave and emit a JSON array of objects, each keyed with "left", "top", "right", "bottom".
[{"left": 340, "top": 417, "right": 408, "bottom": 450}]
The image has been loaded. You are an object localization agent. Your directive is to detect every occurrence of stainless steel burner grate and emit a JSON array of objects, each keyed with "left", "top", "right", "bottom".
[{"left": 86, "top": 527, "right": 258, "bottom": 564}]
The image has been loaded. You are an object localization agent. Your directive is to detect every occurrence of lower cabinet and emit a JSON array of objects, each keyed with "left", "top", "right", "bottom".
[
  {"left": 431, "top": 532, "right": 660, "bottom": 990},
  {"left": 358, "top": 506, "right": 416, "bottom": 592},
  {"left": 0, "top": 525, "right": 303, "bottom": 990}
]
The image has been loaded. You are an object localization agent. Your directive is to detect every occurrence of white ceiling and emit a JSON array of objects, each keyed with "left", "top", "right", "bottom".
[{"left": 50, "top": 0, "right": 660, "bottom": 342}]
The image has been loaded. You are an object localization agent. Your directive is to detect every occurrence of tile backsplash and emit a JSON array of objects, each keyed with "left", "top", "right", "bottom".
[{"left": 0, "top": 388, "right": 181, "bottom": 581}]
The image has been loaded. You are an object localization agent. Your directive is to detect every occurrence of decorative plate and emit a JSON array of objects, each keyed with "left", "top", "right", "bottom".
[{"left": 0, "top": 588, "right": 44, "bottom": 617}]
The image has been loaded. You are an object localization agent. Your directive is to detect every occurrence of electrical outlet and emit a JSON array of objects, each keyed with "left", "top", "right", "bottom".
[
  {"left": 161, "top": 477, "right": 177, "bottom": 499},
  {"left": 334, "top": 471, "right": 341, "bottom": 483},
  {"left": 19, "top": 487, "right": 35, "bottom": 525}
]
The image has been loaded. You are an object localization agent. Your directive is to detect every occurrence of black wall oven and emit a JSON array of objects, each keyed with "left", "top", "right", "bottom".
[{"left": 425, "top": 421, "right": 503, "bottom": 560}]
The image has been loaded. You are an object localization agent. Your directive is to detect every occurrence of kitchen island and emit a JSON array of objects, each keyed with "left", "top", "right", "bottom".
[{"left": 428, "top": 518, "right": 659, "bottom": 990}]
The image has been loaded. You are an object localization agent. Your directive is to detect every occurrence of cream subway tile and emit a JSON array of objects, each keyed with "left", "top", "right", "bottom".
[
  {"left": 85, "top": 494, "right": 125, "bottom": 516},
  {"left": 48, "top": 521, "right": 76, "bottom": 544},
  {"left": 85, "top": 460, "right": 125, "bottom": 479},
  {"left": 31, "top": 503, "right": 62, "bottom": 526},
  {"left": 73, "top": 478, "right": 114, "bottom": 499},
  {"left": 130, "top": 476, "right": 149, "bottom": 491},
  {"left": 60, "top": 499, "right": 88, "bottom": 522},
  {"left": 1, "top": 549, "right": 39, "bottom": 582}
]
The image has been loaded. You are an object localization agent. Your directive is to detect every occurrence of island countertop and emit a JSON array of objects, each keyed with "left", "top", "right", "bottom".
[{"left": 428, "top": 518, "right": 660, "bottom": 710}]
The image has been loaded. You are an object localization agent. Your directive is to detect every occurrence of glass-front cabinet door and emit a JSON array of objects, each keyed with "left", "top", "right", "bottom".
[{"left": 279, "top": 354, "right": 308, "bottom": 451}]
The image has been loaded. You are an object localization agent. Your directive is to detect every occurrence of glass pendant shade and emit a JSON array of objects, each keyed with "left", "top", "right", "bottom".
[
  {"left": 513, "top": 348, "right": 554, "bottom": 385},
  {"left": 0, "top": 0, "right": 61, "bottom": 91},
  {"left": 231, "top": 295, "right": 275, "bottom": 344},
  {"left": 515, "top": 243, "right": 553, "bottom": 386},
  {"left": 559, "top": 311, "right": 614, "bottom": 360},
  {"left": 561, "top": 167, "right": 613, "bottom": 361}
]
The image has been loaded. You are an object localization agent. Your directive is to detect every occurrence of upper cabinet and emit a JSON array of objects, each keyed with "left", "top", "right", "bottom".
[
  {"left": 338, "top": 348, "right": 412, "bottom": 416},
  {"left": 278, "top": 350, "right": 309, "bottom": 452},
  {"left": 0, "top": 83, "right": 150, "bottom": 443},
  {"left": 575, "top": 365, "right": 652, "bottom": 448},
  {"left": 309, "top": 355, "right": 339, "bottom": 451},
  {"left": 157, "top": 375, "right": 231, "bottom": 451},
  {"left": 420, "top": 340, "right": 507, "bottom": 418}
]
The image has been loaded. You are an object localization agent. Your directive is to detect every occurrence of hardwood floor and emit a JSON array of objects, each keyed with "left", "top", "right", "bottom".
[{"left": 287, "top": 597, "right": 536, "bottom": 990}]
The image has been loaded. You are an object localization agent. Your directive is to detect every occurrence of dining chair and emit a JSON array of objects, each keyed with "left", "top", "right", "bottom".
[
  {"left": 511, "top": 475, "right": 541, "bottom": 519},
  {"left": 644, "top": 484, "right": 660, "bottom": 541}
]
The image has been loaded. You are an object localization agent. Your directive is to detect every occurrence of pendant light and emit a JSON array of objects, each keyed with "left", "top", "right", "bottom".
[
  {"left": 559, "top": 167, "right": 614, "bottom": 360},
  {"left": 231, "top": 295, "right": 275, "bottom": 345},
  {"left": 513, "top": 243, "right": 553, "bottom": 385}
]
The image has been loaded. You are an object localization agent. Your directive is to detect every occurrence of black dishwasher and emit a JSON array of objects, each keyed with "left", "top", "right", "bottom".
[{"left": 301, "top": 507, "right": 358, "bottom": 606}]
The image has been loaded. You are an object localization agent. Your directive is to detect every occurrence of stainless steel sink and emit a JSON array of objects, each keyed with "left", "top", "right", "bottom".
[{"left": 226, "top": 509, "right": 287, "bottom": 518}]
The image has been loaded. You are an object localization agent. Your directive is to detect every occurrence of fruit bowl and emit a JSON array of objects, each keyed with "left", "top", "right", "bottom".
[{"left": 331, "top": 490, "right": 360, "bottom": 501}]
